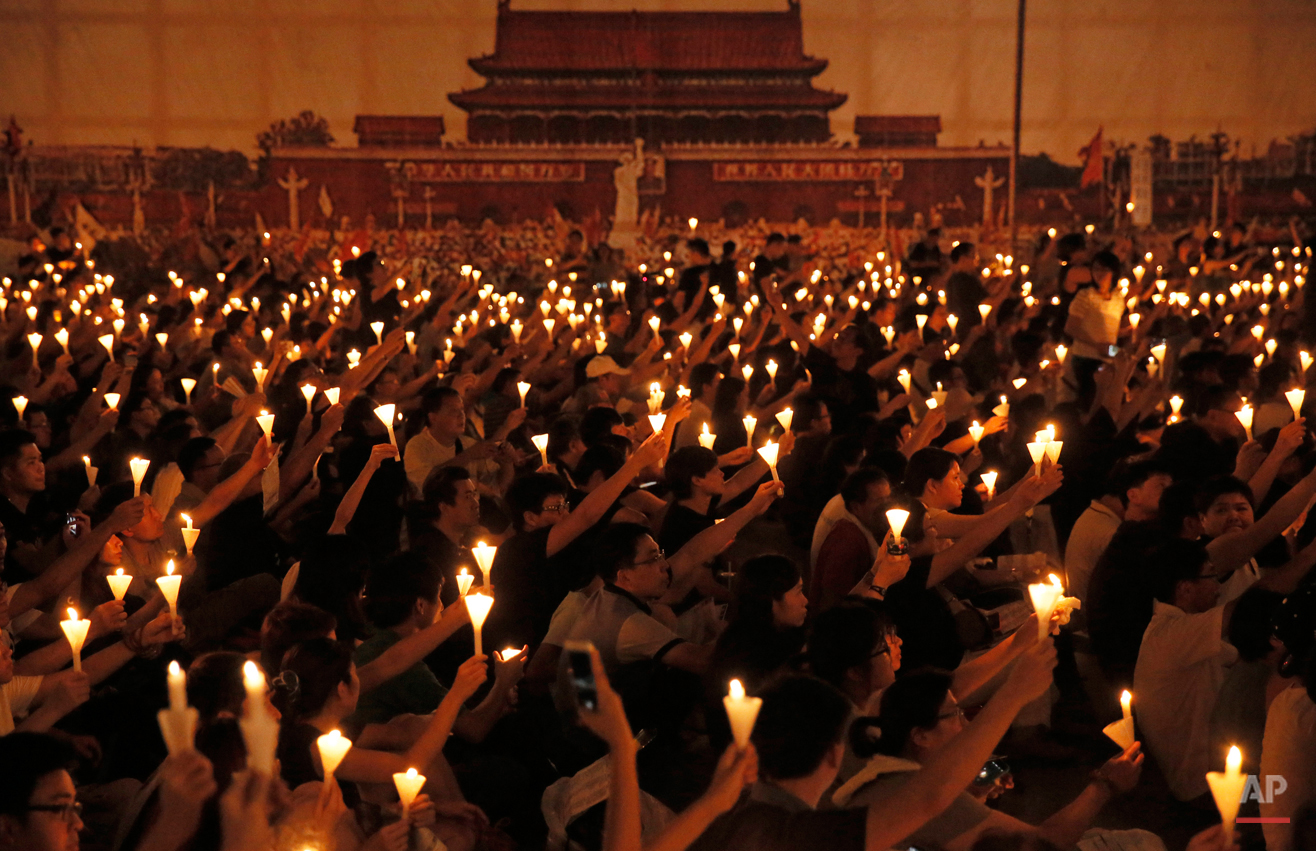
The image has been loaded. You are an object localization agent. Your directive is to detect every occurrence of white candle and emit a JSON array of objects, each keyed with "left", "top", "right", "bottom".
[
  {"left": 680, "top": 331, "right": 693, "bottom": 350},
  {"left": 168, "top": 660, "right": 188, "bottom": 713},
  {"left": 324, "top": 387, "right": 340, "bottom": 406},
  {"left": 156, "top": 560, "right": 182, "bottom": 632},
  {"left": 104, "top": 392, "right": 120, "bottom": 411},
  {"left": 180, "top": 378, "right": 196, "bottom": 406},
  {"left": 885, "top": 508, "right": 909, "bottom": 552},
  {"left": 373, "top": 404, "right": 397, "bottom": 449},
  {"left": 180, "top": 512, "right": 200, "bottom": 556},
  {"left": 743, "top": 414, "right": 757, "bottom": 446},
  {"left": 1027, "top": 441, "right": 1047, "bottom": 476},
  {"left": 83, "top": 456, "right": 97, "bottom": 487},
  {"left": 1205, "top": 746, "right": 1246, "bottom": 837},
  {"left": 742, "top": 364, "right": 754, "bottom": 382},
  {"left": 1287, "top": 388, "right": 1305, "bottom": 421},
  {"left": 896, "top": 369, "right": 912, "bottom": 394},
  {"left": 13, "top": 395, "right": 28, "bottom": 421},
  {"left": 648, "top": 316, "right": 661, "bottom": 335},
  {"left": 1028, "top": 581, "right": 1063, "bottom": 640},
  {"left": 1101, "top": 689, "right": 1137, "bottom": 750},
  {"left": 967, "top": 421, "right": 985, "bottom": 446},
  {"left": 728, "top": 342, "right": 741, "bottom": 361},
  {"left": 517, "top": 381, "right": 531, "bottom": 407},
  {"left": 1235, "top": 405, "right": 1254, "bottom": 441},
  {"left": 107, "top": 567, "right": 132, "bottom": 601},
  {"left": 252, "top": 363, "right": 267, "bottom": 392},
  {"left": 456, "top": 567, "right": 474, "bottom": 597},
  {"left": 370, "top": 321, "right": 384, "bottom": 346},
  {"left": 765, "top": 360, "right": 778, "bottom": 381},
  {"left": 1044, "top": 440, "right": 1063, "bottom": 465},
  {"left": 648, "top": 413, "right": 666, "bottom": 434},
  {"left": 531, "top": 433, "right": 549, "bottom": 467},
  {"left": 241, "top": 661, "right": 277, "bottom": 774},
  {"left": 393, "top": 768, "right": 427, "bottom": 820},
  {"left": 993, "top": 396, "right": 1010, "bottom": 418},
  {"left": 757, "top": 441, "right": 781, "bottom": 484},
  {"left": 300, "top": 383, "right": 316, "bottom": 414},
  {"left": 99, "top": 333, "right": 115, "bottom": 362},
  {"left": 129, "top": 457, "right": 150, "bottom": 496},
  {"left": 157, "top": 659, "right": 199, "bottom": 755},
  {"left": 464, "top": 592, "right": 494, "bottom": 656},
  {"left": 471, "top": 541, "right": 497, "bottom": 588},
  {"left": 698, "top": 424, "right": 717, "bottom": 450},
  {"left": 316, "top": 729, "right": 353, "bottom": 779},
  {"left": 55, "top": 327, "right": 69, "bottom": 355},
  {"left": 980, "top": 470, "right": 998, "bottom": 501},
  {"left": 723, "top": 679, "right": 762, "bottom": 751},
  {"left": 511, "top": 319, "right": 523, "bottom": 343},
  {"left": 60, "top": 607, "right": 90, "bottom": 672}
]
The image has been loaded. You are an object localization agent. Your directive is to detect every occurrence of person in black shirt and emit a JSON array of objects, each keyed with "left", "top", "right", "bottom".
[
  {"left": 945, "top": 241, "right": 988, "bottom": 330},
  {"left": 751, "top": 232, "right": 790, "bottom": 289},
  {"left": 678, "top": 238, "right": 714, "bottom": 318}
]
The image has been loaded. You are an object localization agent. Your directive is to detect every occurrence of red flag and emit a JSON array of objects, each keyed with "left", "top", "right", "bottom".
[{"left": 1079, "top": 127, "right": 1104, "bottom": 189}]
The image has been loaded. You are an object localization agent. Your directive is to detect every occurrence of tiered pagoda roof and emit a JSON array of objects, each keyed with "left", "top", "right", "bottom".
[{"left": 448, "top": 1, "right": 846, "bottom": 145}]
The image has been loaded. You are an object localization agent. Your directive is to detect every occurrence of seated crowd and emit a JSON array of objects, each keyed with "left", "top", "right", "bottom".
[{"left": 1, "top": 216, "right": 1315, "bottom": 851}]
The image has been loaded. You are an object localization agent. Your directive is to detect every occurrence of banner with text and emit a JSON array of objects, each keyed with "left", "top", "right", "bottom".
[{"left": 713, "top": 161, "right": 904, "bottom": 182}]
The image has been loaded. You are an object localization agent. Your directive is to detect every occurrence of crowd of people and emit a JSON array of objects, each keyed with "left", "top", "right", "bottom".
[{"left": 2, "top": 209, "right": 1316, "bottom": 851}]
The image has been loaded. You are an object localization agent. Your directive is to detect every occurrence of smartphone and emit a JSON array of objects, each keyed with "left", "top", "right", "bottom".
[
  {"left": 65, "top": 513, "right": 79, "bottom": 538},
  {"left": 973, "top": 756, "right": 1011, "bottom": 786},
  {"left": 1106, "top": 344, "right": 1120, "bottom": 358},
  {"left": 564, "top": 640, "right": 598, "bottom": 711}
]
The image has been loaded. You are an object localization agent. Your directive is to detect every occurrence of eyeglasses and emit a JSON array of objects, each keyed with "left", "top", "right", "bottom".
[
  {"left": 25, "top": 801, "right": 82, "bottom": 824},
  {"left": 937, "top": 706, "right": 967, "bottom": 722},
  {"left": 540, "top": 503, "right": 569, "bottom": 514},
  {"left": 632, "top": 550, "right": 667, "bottom": 566}
]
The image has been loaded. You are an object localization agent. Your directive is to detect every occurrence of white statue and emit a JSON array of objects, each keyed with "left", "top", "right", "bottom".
[
  {"left": 974, "top": 165, "right": 1005, "bottom": 226},
  {"left": 612, "top": 138, "right": 646, "bottom": 231},
  {"left": 278, "top": 167, "right": 308, "bottom": 230}
]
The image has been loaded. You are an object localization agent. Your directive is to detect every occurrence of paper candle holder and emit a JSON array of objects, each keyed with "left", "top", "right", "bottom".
[
  {"left": 60, "top": 608, "right": 90, "bottom": 672},
  {"left": 464, "top": 592, "right": 495, "bottom": 656},
  {"left": 256, "top": 411, "right": 275, "bottom": 439},
  {"left": 648, "top": 413, "right": 667, "bottom": 434},
  {"left": 157, "top": 560, "right": 182, "bottom": 633},
  {"left": 776, "top": 408, "right": 794, "bottom": 432},
  {"left": 757, "top": 442, "right": 781, "bottom": 484},
  {"left": 531, "top": 433, "right": 549, "bottom": 467},
  {"left": 180, "top": 378, "right": 196, "bottom": 405},
  {"left": 393, "top": 768, "right": 427, "bottom": 820},
  {"left": 129, "top": 457, "right": 150, "bottom": 496},
  {"left": 324, "top": 387, "right": 340, "bottom": 406},
  {"left": 742, "top": 414, "right": 757, "bottom": 445},
  {"left": 373, "top": 404, "right": 398, "bottom": 449},
  {"left": 723, "top": 679, "right": 763, "bottom": 751},
  {"left": 886, "top": 508, "right": 910, "bottom": 555},
  {"left": 698, "top": 424, "right": 717, "bottom": 450},
  {"left": 1286, "top": 388, "right": 1306, "bottom": 421},
  {"left": 317, "top": 729, "right": 353, "bottom": 779},
  {"left": 1104, "top": 690, "right": 1136, "bottom": 751},
  {"left": 1028, "top": 582, "right": 1063, "bottom": 640},
  {"left": 107, "top": 568, "right": 132, "bottom": 601},
  {"left": 1205, "top": 746, "right": 1246, "bottom": 837},
  {"left": 105, "top": 392, "right": 121, "bottom": 411}
]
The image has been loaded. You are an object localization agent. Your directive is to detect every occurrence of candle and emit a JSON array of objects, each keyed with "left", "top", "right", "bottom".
[
  {"left": 531, "top": 433, "right": 549, "bottom": 467},
  {"left": 256, "top": 411, "right": 275, "bottom": 440},
  {"left": 896, "top": 369, "right": 911, "bottom": 394},
  {"left": 180, "top": 513, "right": 200, "bottom": 556},
  {"left": 743, "top": 414, "right": 757, "bottom": 446},
  {"left": 55, "top": 327, "right": 69, "bottom": 354},
  {"left": 680, "top": 331, "right": 693, "bottom": 350},
  {"left": 968, "top": 421, "right": 985, "bottom": 446},
  {"left": 1286, "top": 388, "right": 1305, "bottom": 421},
  {"left": 13, "top": 395, "right": 28, "bottom": 421},
  {"left": 324, "top": 387, "right": 340, "bottom": 406},
  {"left": 464, "top": 592, "right": 494, "bottom": 656},
  {"left": 1055, "top": 343, "right": 1068, "bottom": 364},
  {"left": 1044, "top": 440, "right": 1063, "bottom": 465},
  {"left": 980, "top": 470, "right": 998, "bottom": 501},
  {"left": 370, "top": 321, "right": 385, "bottom": 346},
  {"left": 698, "top": 424, "right": 716, "bottom": 450},
  {"left": 180, "top": 377, "right": 196, "bottom": 405},
  {"left": 107, "top": 567, "right": 132, "bottom": 601},
  {"left": 742, "top": 363, "right": 754, "bottom": 382},
  {"left": 1150, "top": 343, "right": 1166, "bottom": 364},
  {"left": 772, "top": 409, "right": 794, "bottom": 434},
  {"left": 60, "top": 608, "right": 90, "bottom": 672},
  {"left": 1169, "top": 395, "right": 1183, "bottom": 415},
  {"left": 104, "top": 392, "right": 120, "bottom": 411},
  {"left": 1103, "top": 689, "right": 1137, "bottom": 751},
  {"left": 1027, "top": 441, "right": 1047, "bottom": 476},
  {"left": 1028, "top": 581, "right": 1063, "bottom": 640},
  {"left": 723, "top": 678, "right": 763, "bottom": 751},
  {"left": 496, "top": 647, "right": 523, "bottom": 663},
  {"left": 728, "top": 342, "right": 741, "bottom": 361},
  {"left": 765, "top": 360, "right": 778, "bottom": 381},
  {"left": 251, "top": 363, "right": 267, "bottom": 392},
  {"left": 978, "top": 304, "right": 991, "bottom": 322},
  {"left": 517, "top": 381, "right": 531, "bottom": 407},
  {"left": 648, "top": 316, "right": 661, "bottom": 335},
  {"left": 648, "top": 413, "right": 666, "bottom": 434},
  {"left": 129, "top": 457, "right": 150, "bottom": 496},
  {"left": 471, "top": 541, "right": 497, "bottom": 588},
  {"left": 1303, "top": 351, "right": 1314, "bottom": 373},
  {"left": 993, "top": 396, "right": 1010, "bottom": 418},
  {"left": 300, "top": 384, "right": 316, "bottom": 414},
  {"left": 241, "top": 661, "right": 277, "bottom": 774},
  {"left": 157, "top": 660, "right": 199, "bottom": 755},
  {"left": 316, "top": 729, "right": 353, "bottom": 779},
  {"left": 168, "top": 660, "right": 187, "bottom": 713},
  {"left": 886, "top": 508, "right": 909, "bottom": 555},
  {"left": 1204, "top": 746, "right": 1247, "bottom": 837},
  {"left": 99, "top": 333, "right": 115, "bottom": 362},
  {"left": 1235, "top": 405, "right": 1253, "bottom": 441},
  {"left": 373, "top": 404, "right": 397, "bottom": 450},
  {"left": 83, "top": 456, "right": 97, "bottom": 487},
  {"left": 757, "top": 441, "right": 781, "bottom": 484},
  {"left": 456, "top": 567, "right": 474, "bottom": 597},
  {"left": 156, "top": 560, "right": 182, "bottom": 634},
  {"left": 393, "top": 768, "right": 427, "bottom": 821}
]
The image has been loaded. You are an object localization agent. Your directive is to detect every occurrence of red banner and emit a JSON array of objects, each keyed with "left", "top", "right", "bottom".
[
  {"left": 713, "top": 160, "right": 904, "bottom": 182},
  {"left": 409, "top": 161, "right": 586, "bottom": 183}
]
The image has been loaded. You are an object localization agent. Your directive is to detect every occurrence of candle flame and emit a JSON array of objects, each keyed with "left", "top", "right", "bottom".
[
  {"left": 1226, "top": 745, "right": 1241, "bottom": 773},
  {"left": 728, "top": 678, "right": 745, "bottom": 700},
  {"left": 67, "top": 607, "right": 79, "bottom": 621},
  {"left": 166, "top": 559, "right": 175, "bottom": 576},
  {"left": 116, "top": 567, "right": 124, "bottom": 576}
]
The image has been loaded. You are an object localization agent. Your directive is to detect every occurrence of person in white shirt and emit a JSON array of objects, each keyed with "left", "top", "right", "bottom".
[
  {"left": 1065, "top": 461, "right": 1171, "bottom": 603},
  {"left": 1134, "top": 536, "right": 1316, "bottom": 801},
  {"left": 404, "top": 385, "right": 523, "bottom": 498}
]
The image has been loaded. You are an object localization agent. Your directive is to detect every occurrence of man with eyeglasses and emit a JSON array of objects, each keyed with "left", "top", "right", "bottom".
[{"left": 0, "top": 732, "right": 82, "bottom": 850}]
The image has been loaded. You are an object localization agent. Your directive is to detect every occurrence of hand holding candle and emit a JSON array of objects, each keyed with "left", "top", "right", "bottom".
[
  {"left": 156, "top": 560, "right": 182, "bottom": 635},
  {"left": 393, "top": 768, "right": 427, "bottom": 821},
  {"left": 107, "top": 568, "right": 132, "bottom": 601},
  {"left": 129, "top": 457, "right": 150, "bottom": 496},
  {"left": 886, "top": 508, "right": 909, "bottom": 555},
  {"left": 456, "top": 567, "right": 474, "bottom": 597},
  {"left": 1104, "top": 689, "right": 1137, "bottom": 751}
]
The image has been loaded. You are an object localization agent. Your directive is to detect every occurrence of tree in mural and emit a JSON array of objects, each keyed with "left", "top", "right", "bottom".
[{"left": 256, "top": 111, "right": 334, "bottom": 153}]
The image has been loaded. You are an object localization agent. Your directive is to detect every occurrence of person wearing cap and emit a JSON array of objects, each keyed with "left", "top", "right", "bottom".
[{"left": 573, "top": 355, "right": 631, "bottom": 412}]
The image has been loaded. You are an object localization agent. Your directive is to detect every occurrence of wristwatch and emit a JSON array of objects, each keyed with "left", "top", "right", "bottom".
[{"left": 869, "top": 583, "right": 888, "bottom": 597}]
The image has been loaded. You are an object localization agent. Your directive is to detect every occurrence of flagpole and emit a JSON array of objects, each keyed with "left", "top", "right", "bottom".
[{"left": 1009, "top": 0, "right": 1025, "bottom": 256}]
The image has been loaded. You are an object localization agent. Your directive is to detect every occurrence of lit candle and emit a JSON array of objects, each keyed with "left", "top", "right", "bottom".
[
  {"left": 757, "top": 441, "right": 781, "bottom": 484},
  {"left": 723, "top": 679, "right": 763, "bottom": 751},
  {"left": 83, "top": 455, "right": 97, "bottom": 487},
  {"left": 1150, "top": 343, "right": 1166, "bottom": 364},
  {"left": 968, "top": 421, "right": 985, "bottom": 446},
  {"left": 765, "top": 360, "right": 778, "bottom": 381},
  {"left": 496, "top": 647, "right": 523, "bottom": 663},
  {"left": 129, "top": 457, "right": 150, "bottom": 496},
  {"left": 1055, "top": 343, "right": 1068, "bottom": 364},
  {"left": 886, "top": 508, "right": 909, "bottom": 555},
  {"left": 531, "top": 433, "right": 549, "bottom": 467},
  {"left": 156, "top": 560, "right": 182, "bottom": 634},
  {"left": 256, "top": 411, "right": 275, "bottom": 440},
  {"left": 1103, "top": 689, "right": 1137, "bottom": 751},
  {"left": 1302, "top": 351, "right": 1314, "bottom": 373},
  {"left": 896, "top": 369, "right": 911, "bottom": 394},
  {"left": 55, "top": 327, "right": 69, "bottom": 355},
  {"left": 393, "top": 768, "right": 427, "bottom": 821},
  {"left": 1286, "top": 388, "right": 1305, "bottom": 421},
  {"left": 1205, "top": 746, "right": 1246, "bottom": 837},
  {"left": 180, "top": 377, "right": 196, "bottom": 406},
  {"left": 679, "top": 331, "right": 693, "bottom": 350},
  {"left": 456, "top": 567, "right": 474, "bottom": 597},
  {"left": 13, "top": 395, "right": 28, "bottom": 421},
  {"left": 464, "top": 592, "right": 494, "bottom": 656},
  {"left": 168, "top": 659, "right": 188, "bottom": 713},
  {"left": 648, "top": 413, "right": 667, "bottom": 434},
  {"left": 517, "top": 381, "right": 531, "bottom": 407},
  {"left": 980, "top": 470, "right": 998, "bottom": 501},
  {"left": 1235, "top": 405, "right": 1254, "bottom": 441},
  {"left": 1044, "top": 440, "right": 1063, "bottom": 465},
  {"left": 743, "top": 414, "right": 757, "bottom": 446},
  {"left": 993, "top": 396, "right": 1010, "bottom": 418},
  {"left": 370, "top": 321, "right": 385, "bottom": 346},
  {"left": 300, "top": 383, "right": 316, "bottom": 414},
  {"left": 104, "top": 392, "right": 120, "bottom": 411},
  {"left": 742, "top": 363, "right": 754, "bottom": 382},
  {"left": 157, "top": 659, "right": 199, "bottom": 754},
  {"left": 1027, "top": 581, "right": 1063, "bottom": 640},
  {"left": 979, "top": 304, "right": 991, "bottom": 322},
  {"left": 648, "top": 316, "right": 661, "bottom": 335},
  {"left": 728, "top": 342, "right": 741, "bottom": 361},
  {"left": 251, "top": 363, "right": 267, "bottom": 392},
  {"left": 324, "top": 387, "right": 340, "bottom": 406},
  {"left": 471, "top": 541, "right": 497, "bottom": 588},
  {"left": 27, "top": 333, "right": 41, "bottom": 368},
  {"left": 1169, "top": 395, "right": 1183, "bottom": 416},
  {"left": 373, "top": 404, "right": 397, "bottom": 450},
  {"left": 775, "top": 408, "right": 794, "bottom": 432},
  {"left": 241, "top": 661, "right": 277, "bottom": 774},
  {"left": 316, "top": 729, "right": 353, "bottom": 779},
  {"left": 1027, "top": 441, "right": 1047, "bottom": 477},
  {"left": 99, "top": 333, "right": 115, "bottom": 362},
  {"left": 180, "top": 514, "right": 200, "bottom": 557},
  {"left": 698, "top": 423, "right": 716, "bottom": 450},
  {"left": 60, "top": 607, "right": 90, "bottom": 672},
  {"left": 107, "top": 567, "right": 132, "bottom": 601}
]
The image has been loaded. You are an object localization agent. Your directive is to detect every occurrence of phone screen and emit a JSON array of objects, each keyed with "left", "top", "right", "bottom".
[{"left": 566, "top": 644, "right": 598, "bottom": 711}]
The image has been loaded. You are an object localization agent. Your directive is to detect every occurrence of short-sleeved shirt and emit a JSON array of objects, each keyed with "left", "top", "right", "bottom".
[
  {"left": 346, "top": 628, "right": 447, "bottom": 732},
  {"left": 686, "top": 782, "right": 867, "bottom": 851},
  {"left": 562, "top": 585, "right": 685, "bottom": 679},
  {"left": 658, "top": 502, "right": 716, "bottom": 556},
  {"left": 0, "top": 674, "right": 44, "bottom": 735},
  {"left": 838, "top": 756, "right": 992, "bottom": 850},
  {"left": 885, "top": 555, "right": 964, "bottom": 671},
  {"left": 487, "top": 527, "right": 568, "bottom": 649},
  {"left": 1133, "top": 601, "right": 1236, "bottom": 800}
]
